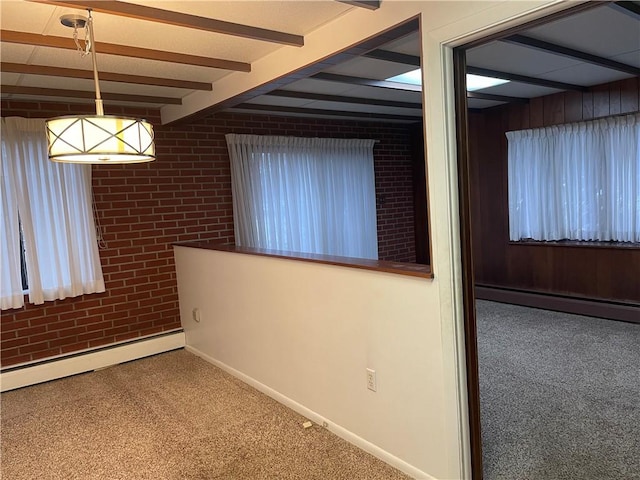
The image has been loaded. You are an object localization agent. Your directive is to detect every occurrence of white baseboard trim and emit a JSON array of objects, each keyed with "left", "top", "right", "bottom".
[
  {"left": 1, "top": 331, "right": 185, "bottom": 392},
  {"left": 185, "top": 345, "right": 435, "bottom": 480}
]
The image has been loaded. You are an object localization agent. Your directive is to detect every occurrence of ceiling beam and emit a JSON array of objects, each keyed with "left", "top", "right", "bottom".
[
  {"left": 337, "top": 1, "right": 381, "bottom": 10},
  {"left": 609, "top": 1, "right": 640, "bottom": 20},
  {"left": 363, "top": 49, "right": 420, "bottom": 66},
  {"left": 467, "top": 91, "right": 529, "bottom": 104},
  {"left": 265, "top": 90, "right": 422, "bottom": 109},
  {"left": 1, "top": 30, "right": 251, "bottom": 72},
  {"left": 1, "top": 85, "right": 181, "bottom": 104},
  {"left": 311, "top": 72, "right": 422, "bottom": 92},
  {"left": 30, "top": 0, "right": 304, "bottom": 46},
  {"left": 233, "top": 103, "right": 420, "bottom": 122},
  {"left": 1, "top": 62, "right": 213, "bottom": 90},
  {"left": 503, "top": 34, "right": 640, "bottom": 76},
  {"left": 466, "top": 66, "right": 588, "bottom": 92}
]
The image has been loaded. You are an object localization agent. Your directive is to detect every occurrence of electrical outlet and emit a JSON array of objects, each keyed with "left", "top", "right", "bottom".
[{"left": 366, "top": 368, "right": 377, "bottom": 392}]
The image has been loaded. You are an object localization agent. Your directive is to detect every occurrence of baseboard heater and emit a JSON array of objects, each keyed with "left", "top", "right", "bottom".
[
  {"left": 475, "top": 285, "right": 639, "bottom": 324},
  {"left": 0, "top": 330, "right": 185, "bottom": 392}
]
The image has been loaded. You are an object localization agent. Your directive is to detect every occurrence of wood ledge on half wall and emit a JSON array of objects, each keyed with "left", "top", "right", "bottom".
[{"left": 173, "top": 241, "right": 433, "bottom": 279}]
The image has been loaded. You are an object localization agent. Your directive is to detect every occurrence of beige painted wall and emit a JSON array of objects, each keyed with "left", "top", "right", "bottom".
[{"left": 173, "top": 2, "right": 578, "bottom": 479}]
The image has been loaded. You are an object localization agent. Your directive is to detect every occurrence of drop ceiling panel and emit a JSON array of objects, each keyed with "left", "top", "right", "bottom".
[
  {"left": 477, "top": 82, "right": 561, "bottom": 99},
  {"left": 539, "top": 64, "right": 634, "bottom": 88},
  {"left": 323, "top": 57, "right": 415, "bottom": 81},
  {"left": 467, "top": 41, "right": 583, "bottom": 77},
  {"left": 338, "top": 85, "right": 422, "bottom": 103},
  {"left": 612, "top": 51, "right": 640, "bottom": 69},
  {"left": 26, "top": 47, "right": 228, "bottom": 84},
  {"left": 280, "top": 79, "right": 357, "bottom": 96},
  {"left": 525, "top": 6, "right": 640, "bottom": 59},
  {"left": 1, "top": 73, "right": 22, "bottom": 85},
  {"left": 0, "top": 44, "right": 38, "bottom": 64},
  {"left": 467, "top": 98, "right": 507, "bottom": 109},
  {"left": 243, "top": 96, "right": 312, "bottom": 108},
  {"left": 124, "top": 0, "right": 353, "bottom": 36},
  {"left": 17, "top": 76, "right": 185, "bottom": 100},
  {"left": 225, "top": 107, "right": 417, "bottom": 124},
  {"left": 304, "top": 100, "right": 421, "bottom": 117},
  {"left": 0, "top": 2, "right": 59, "bottom": 32},
  {"left": 378, "top": 32, "right": 420, "bottom": 56}
]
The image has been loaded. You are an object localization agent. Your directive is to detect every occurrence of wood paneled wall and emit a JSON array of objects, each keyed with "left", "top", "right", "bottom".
[{"left": 469, "top": 78, "right": 640, "bottom": 304}]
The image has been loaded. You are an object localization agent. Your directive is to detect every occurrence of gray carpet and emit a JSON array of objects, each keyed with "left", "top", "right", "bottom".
[
  {"left": 476, "top": 300, "right": 640, "bottom": 480},
  {"left": 1, "top": 350, "right": 411, "bottom": 480}
]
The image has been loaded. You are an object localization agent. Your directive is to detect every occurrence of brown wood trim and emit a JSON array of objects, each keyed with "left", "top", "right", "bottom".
[
  {"left": 509, "top": 240, "right": 640, "bottom": 250},
  {"left": 173, "top": 242, "right": 434, "bottom": 279},
  {"left": 265, "top": 90, "right": 422, "bottom": 109},
  {"left": 453, "top": 46, "right": 484, "bottom": 480},
  {"left": 475, "top": 285, "right": 640, "bottom": 324},
  {"left": 0, "top": 30, "right": 251, "bottom": 71},
  {"left": 30, "top": 0, "right": 304, "bottom": 46},
  {"left": 232, "top": 103, "right": 421, "bottom": 122},
  {"left": 503, "top": 35, "right": 640, "bottom": 76},
  {"left": 1, "top": 85, "right": 181, "bottom": 104},
  {"left": 1, "top": 62, "right": 213, "bottom": 91}
]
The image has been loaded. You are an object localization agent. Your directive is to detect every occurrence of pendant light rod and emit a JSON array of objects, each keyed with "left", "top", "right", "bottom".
[{"left": 86, "top": 9, "right": 104, "bottom": 116}]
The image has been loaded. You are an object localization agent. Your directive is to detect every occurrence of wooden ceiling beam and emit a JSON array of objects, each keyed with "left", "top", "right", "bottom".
[
  {"left": 311, "top": 72, "right": 422, "bottom": 92},
  {"left": 466, "top": 66, "right": 588, "bottom": 92},
  {"left": 266, "top": 89, "right": 421, "bottom": 109},
  {"left": 1, "top": 85, "right": 181, "bottom": 104},
  {"left": 503, "top": 34, "right": 640, "bottom": 76},
  {"left": 233, "top": 103, "right": 420, "bottom": 122},
  {"left": 1, "top": 30, "right": 251, "bottom": 71},
  {"left": 30, "top": 0, "right": 304, "bottom": 46},
  {"left": 1, "top": 62, "right": 213, "bottom": 90},
  {"left": 363, "top": 49, "right": 420, "bottom": 66},
  {"left": 337, "top": 1, "right": 381, "bottom": 10}
]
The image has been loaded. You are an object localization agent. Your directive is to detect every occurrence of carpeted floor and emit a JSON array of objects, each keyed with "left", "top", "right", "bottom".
[
  {"left": 476, "top": 300, "right": 640, "bottom": 480},
  {"left": 1, "top": 350, "right": 411, "bottom": 480}
]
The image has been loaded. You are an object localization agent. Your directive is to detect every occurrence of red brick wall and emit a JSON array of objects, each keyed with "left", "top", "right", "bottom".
[{"left": 1, "top": 101, "right": 417, "bottom": 366}]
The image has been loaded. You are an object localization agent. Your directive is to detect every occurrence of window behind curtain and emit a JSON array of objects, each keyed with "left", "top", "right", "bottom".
[
  {"left": 507, "top": 113, "right": 639, "bottom": 243},
  {"left": 1, "top": 117, "right": 105, "bottom": 310},
  {"left": 226, "top": 134, "right": 378, "bottom": 260}
]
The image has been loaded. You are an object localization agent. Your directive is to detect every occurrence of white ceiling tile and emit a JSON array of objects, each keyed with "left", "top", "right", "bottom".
[
  {"left": 467, "top": 41, "right": 582, "bottom": 77},
  {"left": 476, "top": 82, "right": 561, "bottom": 99},
  {"left": 525, "top": 5, "right": 640, "bottom": 59},
  {"left": 323, "top": 57, "right": 415, "bottom": 81}
]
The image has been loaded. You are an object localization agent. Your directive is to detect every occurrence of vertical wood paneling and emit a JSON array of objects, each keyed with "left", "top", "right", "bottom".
[
  {"left": 620, "top": 77, "right": 639, "bottom": 113},
  {"left": 469, "top": 79, "right": 640, "bottom": 303},
  {"left": 530, "top": 97, "right": 544, "bottom": 127},
  {"left": 564, "top": 91, "right": 583, "bottom": 122},
  {"left": 593, "top": 84, "right": 610, "bottom": 118},
  {"left": 609, "top": 80, "right": 621, "bottom": 115},
  {"left": 543, "top": 92, "right": 565, "bottom": 125}
]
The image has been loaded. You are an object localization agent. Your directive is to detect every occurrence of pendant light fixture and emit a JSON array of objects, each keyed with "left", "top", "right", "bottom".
[{"left": 46, "top": 10, "right": 155, "bottom": 164}]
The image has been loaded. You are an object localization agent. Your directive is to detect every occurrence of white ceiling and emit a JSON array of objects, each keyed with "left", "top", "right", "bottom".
[{"left": 1, "top": 1, "right": 639, "bottom": 122}]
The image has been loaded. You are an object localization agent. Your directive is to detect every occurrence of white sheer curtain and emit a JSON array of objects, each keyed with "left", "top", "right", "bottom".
[
  {"left": 1, "top": 117, "right": 105, "bottom": 309},
  {"left": 226, "top": 134, "right": 378, "bottom": 259},
  {"left": 507, "top": 113, "right": 640, "bottom": 242}
]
